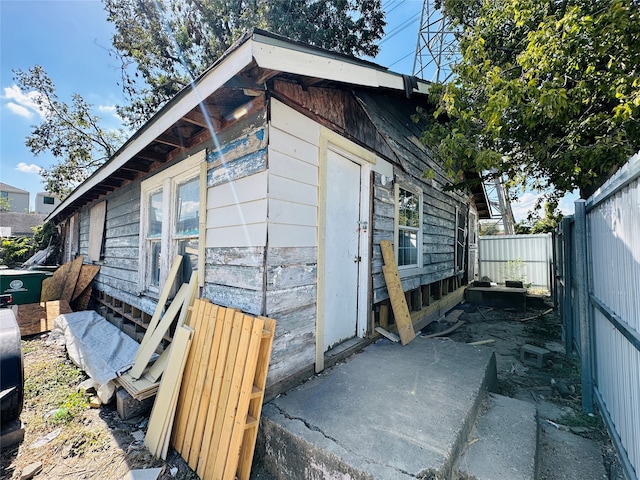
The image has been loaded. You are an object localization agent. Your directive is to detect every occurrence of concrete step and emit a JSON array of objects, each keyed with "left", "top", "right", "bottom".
[
  {"left": 255, "top": 337, "right": 498, "bottom": 479},
  {"left": 455, "top": 393, "right": 539, "bottom": 480}
]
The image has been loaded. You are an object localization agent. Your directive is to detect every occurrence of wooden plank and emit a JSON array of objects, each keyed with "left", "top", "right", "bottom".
[
  {"left": 16, "top": 300, "right": 73, "bottom": 337},
  {"left": 144, "top": 325, "right": 193, "bottom": 458},
  {"left": 60, "top": 256, "right": 85, "bottom": 303},
  {"left": 379, "top": 303, "right": 389, "bottom": 329},
  {"left": 379, "top": 240, "right": 416, "bottom": 345},
  {"left": 208, "top": 313, "right": 255, "bottom": 480},
  {"left": 375, "top": 326, "right": 400, "bottom": 343},
  {"left": 236, "top": 317, "right": 276, "bottom": 480},
  {"left": 136, "top": 255, "right": 183, "bottom": 361},
  {"left": 195, "top": 307, "right": 237, "bottom": 473},
  {"left": 72, "top": 264, "right": 100, "bottom": 301},
  {"left": 129, "top": 283, "right": 189, "bottom": 380},
  {"left": 382, "top": 264, "right": 416, "bottom": 346},
  {"left": 223, "top": 316, "right": 265, "bottom": 480},
  {"left": 422, "top": 321, "right": 465, "bottom": 339}
]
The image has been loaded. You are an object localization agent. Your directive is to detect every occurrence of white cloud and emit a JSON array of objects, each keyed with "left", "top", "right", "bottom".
[
  {"left": 510, "top": 191, "right": 543, "bottom": 222},
  {"left": 3, "top": 85, "right": 48, "bottom": 119},
  {"left": 15, "top": 163, "right": 42, "bottom": 174},
  {"left": 6, "top": 102, "right": 32, "bottom": 118},
  {"left": 98, "top": 104, "right": 117, "bottom": 113}
]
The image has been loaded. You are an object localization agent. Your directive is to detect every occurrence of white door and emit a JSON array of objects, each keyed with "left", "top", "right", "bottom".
[{"left": 323, "top": 150, "right": 362, "bottom": 350}]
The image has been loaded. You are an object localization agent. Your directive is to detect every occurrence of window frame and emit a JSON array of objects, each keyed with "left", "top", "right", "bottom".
[
  {"left": 138, "top": 152, "right": 204, "bottom": 297},
  {"left": 455, "top": 206, "right": 468, "bottom": 274},
  {"left": 394, "top": 183, "right": 423, "bottom": 270}
]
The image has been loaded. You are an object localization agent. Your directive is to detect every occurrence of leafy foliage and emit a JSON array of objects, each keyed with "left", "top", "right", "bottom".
[
  {"left": 0, "top": 197, "right": 11, "bottom": 212},
  {"left": 424, "top": 0, "right": 640, "bottom": 200},
  {"left": 0, "top": 237, "right": 31, "bottom": 267},
  {"left": 13, "top": 66, "right": 127, "bottom": 198},
  {"left": 104, "top": 0, "right": 386, "bottom": 127}
]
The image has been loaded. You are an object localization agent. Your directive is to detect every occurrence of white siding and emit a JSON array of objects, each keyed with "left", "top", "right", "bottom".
[
  {"left": 205, "top": 171, "right": 268, "bottom": 247},
  {"left": 268, "top": 99, "right": 320, "bottom": 249}
]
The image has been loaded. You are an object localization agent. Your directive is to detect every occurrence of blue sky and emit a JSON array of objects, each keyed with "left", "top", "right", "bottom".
[{"left": 0, "top": 0, "right": 569, "bottom": 219}]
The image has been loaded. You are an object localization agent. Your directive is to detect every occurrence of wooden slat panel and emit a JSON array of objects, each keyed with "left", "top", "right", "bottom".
[
  {"left": 236, "top": 317, "right": 276, "bottom": 480},
  {"left": 223, "top": 316, "right": 265, "bottom": 480},
  {"left": 208, "top": 313, "right": 255, "bottom": 480},
  {"left": 185, "top": 305, "right": 229, "bottom": 467},
  {"left": 195, "top": 307, "right": 237, "bottom": 473},
  {"left": 200, "top": 311, "right": 244, "bottom": 477},
  {"left": 172, "top": 298, "right": 210, "bottom": 450}
]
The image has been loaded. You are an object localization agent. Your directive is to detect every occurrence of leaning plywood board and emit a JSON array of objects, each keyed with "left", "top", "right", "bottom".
[
  {"left": 144, "top": 324, "right": 194, "bottom": 458},
  {"left": 60, "top": 256, "right": 84, "bottom": 303},
  {"left": 16, "top": 300, "right": 73, "bottom": 337},
  {"left": 71, "top": 264, "right": 100, "bottom": 301},
  {"left": 40, "top": 262, "right": 73, "bottom": 302},
  {"left": 380, "top": 240, "right": 416, "bottom": 346}
]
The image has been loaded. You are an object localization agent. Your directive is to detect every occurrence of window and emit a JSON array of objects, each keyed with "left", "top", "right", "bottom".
[
  {"left": 43, "top": 196, "right": 55, "bottom": 205},
  {"left": 395, "top": 185, "right": 422, "bottom": 268},
  {"left": 139, "top": 153, "right": 203, "bottom": 296}
]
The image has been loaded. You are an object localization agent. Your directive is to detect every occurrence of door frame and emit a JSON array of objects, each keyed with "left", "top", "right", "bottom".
[{"left": 316, "top": 127, "right": 375, "bottom": 372}]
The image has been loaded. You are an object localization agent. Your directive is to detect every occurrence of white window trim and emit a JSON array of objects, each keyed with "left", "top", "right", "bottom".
[
  {"left": 394, "top": 183, "right": 423, "bottom": 271},
  {"left": 138, "top": 151, "right": 204, "bottom": 296}
]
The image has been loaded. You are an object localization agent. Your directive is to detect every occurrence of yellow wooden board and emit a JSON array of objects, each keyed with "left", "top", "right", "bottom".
[
  {"left": 16, "top": 300, "right": 72, "bottom": 337},
  {"left": 380, "top": 240, "right": 416, "bottom": 346},
  {"left": 60, "top": 255, "right": 84, "bottom": 303}
]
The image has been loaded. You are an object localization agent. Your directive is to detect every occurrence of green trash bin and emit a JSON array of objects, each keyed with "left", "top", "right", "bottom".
[{"left": 0, "top": 269, "right": 53, "bottom": 305}]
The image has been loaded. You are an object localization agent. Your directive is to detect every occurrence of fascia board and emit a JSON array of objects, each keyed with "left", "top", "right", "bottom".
[{"left": 47, "top": 41, "right": 254, "bottom": 221}]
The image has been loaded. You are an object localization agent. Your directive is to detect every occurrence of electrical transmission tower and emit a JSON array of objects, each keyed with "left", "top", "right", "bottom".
[
  {"left": 484, "top": 176, "right": 516, "bottom": 235},
  {"left": 412, "top": 0, "right": 459, "bottom": 83}
]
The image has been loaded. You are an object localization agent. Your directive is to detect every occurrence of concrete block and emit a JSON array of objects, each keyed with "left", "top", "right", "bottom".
[
  {"left": 521, "top": 344, "right": 550, "bottom": 368},
  {"left": 116, "top": 388, "right": 154, "bottom": 420}
]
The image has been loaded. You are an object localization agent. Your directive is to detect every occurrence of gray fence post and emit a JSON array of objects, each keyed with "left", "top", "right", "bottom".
[
  {"left": 574, "top": 200, "right": 593, "bottom": 413},
  {"left": 560, "top": 217, "right": 573, "bottom": 358}
]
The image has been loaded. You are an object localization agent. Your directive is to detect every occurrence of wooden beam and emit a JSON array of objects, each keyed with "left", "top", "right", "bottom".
[{"left": 380, "top": 240, "right": 416, "bottom": 346}]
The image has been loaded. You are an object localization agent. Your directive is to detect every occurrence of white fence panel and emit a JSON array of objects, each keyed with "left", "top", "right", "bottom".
[{"left": 478, "top": 234, "right": 552, "bottom": 290}]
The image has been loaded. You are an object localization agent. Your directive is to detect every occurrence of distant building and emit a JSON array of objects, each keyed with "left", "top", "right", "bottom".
[
  {"left": 0, "top": 212, "right": 47, "bottom": 237},
  {"left": 0, "top": 183, "right": 29, "bottom": 213},
  {"left": 35, "top": 192, "right": 61, "bottom": 215}
]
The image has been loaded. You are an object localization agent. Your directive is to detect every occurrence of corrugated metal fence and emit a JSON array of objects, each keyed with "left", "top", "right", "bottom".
[
  {"left": 478, "top": 234, "right": 553, "bottom": 291},
  {"left": 556, "top": 152, "right": 640, "bottom": 480}
]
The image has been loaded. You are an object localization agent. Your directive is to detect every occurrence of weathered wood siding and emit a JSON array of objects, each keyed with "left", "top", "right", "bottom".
[
  {"left": 264, "top": 99, "right": 321, "bottom": 387},
  {"left": 271, "top": 81, "right": 472, "bottom": 305},
  {"left": 202, "top": 108, "right": 268, "bottom": 316},
  {"left": 78, "top": 184, "right": 157, "bottom": 315}
]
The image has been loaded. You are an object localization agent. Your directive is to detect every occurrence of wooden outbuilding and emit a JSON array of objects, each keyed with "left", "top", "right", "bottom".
[{"left": 47, "top": 29, "right": 490, "bottom": 397}]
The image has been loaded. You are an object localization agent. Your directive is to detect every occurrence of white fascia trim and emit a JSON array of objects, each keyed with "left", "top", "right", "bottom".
[
  {"left": 48, "top": 41, "right": 254, "bottom": 220},
  {"left": 252, "top": 42, "right": 430, "bottom": 93}
]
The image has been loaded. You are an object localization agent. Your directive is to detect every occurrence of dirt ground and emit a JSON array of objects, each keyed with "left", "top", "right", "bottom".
[{"left": 1, "top": 298, "right": 625, "bottom": 480}]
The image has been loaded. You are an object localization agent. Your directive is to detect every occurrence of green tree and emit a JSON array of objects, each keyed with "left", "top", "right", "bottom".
[
  {"left": 0, "top": 197, "right": 11, "bottom": 212},
  {"left": 425, "top": 0, "right": 640, "bottom": 201},
  {"left": 13, "top": 66, "right": 127, "bottom": 198},
  {"left": 104, "top": 0, "right": 386, "bottom": 127}
]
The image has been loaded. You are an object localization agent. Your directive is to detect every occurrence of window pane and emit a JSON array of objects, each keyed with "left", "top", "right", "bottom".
[
  {"left": 43, "top": 196, "right": 55, "bottom": 204},
  {"left": 399, "top": 189, "right": 419, "bottom": 227},
  {"left": 177, "top": 238, "right": 198, "bottom": 284},
  {"left": 176, "top": 177, "right": 199, "bottom": 236},
  {"left": 398, "top": 229, "right": 418, "bottom": 266},
  {"left": 148, "top": 190, "right": 163, "bottom": 238},
  {"left": 149, "top": 240, "right": 162, "bottom": 288}
]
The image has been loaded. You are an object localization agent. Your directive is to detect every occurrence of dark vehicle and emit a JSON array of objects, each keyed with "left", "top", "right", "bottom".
[{"left": 0, "top": 295, "right": 24, "bottom": 425}]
